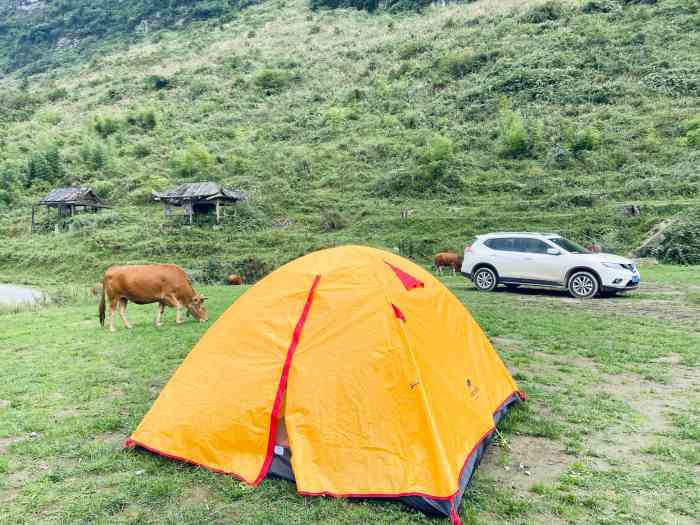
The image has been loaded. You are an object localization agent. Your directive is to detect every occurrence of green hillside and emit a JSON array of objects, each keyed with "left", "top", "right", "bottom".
[{"left": 1, "top": 0, "right": 699, "bottom": 285}]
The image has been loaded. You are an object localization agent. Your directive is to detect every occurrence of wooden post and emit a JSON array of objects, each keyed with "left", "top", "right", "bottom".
[{"left": 216, "top": 199, "right": 220, "bottom": 225}]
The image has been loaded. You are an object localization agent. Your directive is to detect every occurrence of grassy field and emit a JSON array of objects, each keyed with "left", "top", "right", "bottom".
[{"left": 1, "top": 263, "right": 698, "bottom": 524}]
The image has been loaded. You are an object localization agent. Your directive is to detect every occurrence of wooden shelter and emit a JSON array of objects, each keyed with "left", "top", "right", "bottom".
[
  {"left": 152, "top": 182, "right": 246, "bottom": 225},
  {"left": 32, "top": 187, "right": 111, "bottom": 233}
]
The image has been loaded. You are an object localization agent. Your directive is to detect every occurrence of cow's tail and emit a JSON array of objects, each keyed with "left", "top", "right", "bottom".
[{"left": 98, "top": 277, "right": 107, "bottom": 327}]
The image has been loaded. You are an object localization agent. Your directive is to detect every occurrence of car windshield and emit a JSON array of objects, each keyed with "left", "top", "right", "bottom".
[{"left": 549, "top": 237, "right": 590, "bottom": 254}]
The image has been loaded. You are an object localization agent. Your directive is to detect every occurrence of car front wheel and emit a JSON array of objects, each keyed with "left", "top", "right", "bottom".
[
  {"left": 473, "top": 267, "right": 498, "bottom": 292},
  {"left": 568, "top": 271, "right": 599, "bottom": 299}
]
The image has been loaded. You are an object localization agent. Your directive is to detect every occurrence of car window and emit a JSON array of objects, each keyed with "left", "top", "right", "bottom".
[
  {"left": 484, "top": 238, "right": 518, "bottom": 251},
  {"left": 516, "top": 238, "right": 551, "bottom": 254},
  {"left": 549, "top": 237, "right": 590, "bottom": 254}
]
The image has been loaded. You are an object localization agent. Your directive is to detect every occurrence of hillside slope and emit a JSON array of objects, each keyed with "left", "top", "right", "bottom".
[{"left": 1, "top": 0, "right": 699, "bottom": 284}]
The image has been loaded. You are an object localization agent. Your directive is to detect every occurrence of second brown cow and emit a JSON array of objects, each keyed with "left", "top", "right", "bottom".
[
  {"left": 433, "top": 252, "right": 463, "bottom": 276},
  {"left": 99, "top": 264, "right": 208, "bottom": 332}
]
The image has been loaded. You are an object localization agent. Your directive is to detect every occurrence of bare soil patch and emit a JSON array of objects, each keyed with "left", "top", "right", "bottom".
[
  {"left": 184, "top": 485, "right": 214, "bottom": 505},
  {"left": 0, "top": 435, "right": 25, "bottom": 452},
  {"left": 482, "top": 436, "right": 571, "bottom": 492},
  {"left": 515, "top": 290, "right": 700, "bottom": 326}
]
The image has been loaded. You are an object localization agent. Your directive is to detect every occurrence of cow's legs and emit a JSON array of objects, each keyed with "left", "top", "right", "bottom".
[
  {"left": 109, "top": 299, "right": 118, "bottom": 332},
  {"left": 164, "top": 294, "right": 183, "bottom": 324},
  {"left": 155, "top": 302, "right": 165, "bottom": 327},
  {"left": 118, "top": 298, "right": 132, "bottom": 329}
]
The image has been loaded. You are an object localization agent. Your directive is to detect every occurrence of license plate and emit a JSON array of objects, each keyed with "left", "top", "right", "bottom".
[{"left": 631, "top": 275, "right": 640, "bottom": 284}]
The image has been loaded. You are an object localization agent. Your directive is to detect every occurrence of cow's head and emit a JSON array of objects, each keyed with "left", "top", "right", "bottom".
[{"left": 187, "top": 294, "right": 208, "bottom": 322}]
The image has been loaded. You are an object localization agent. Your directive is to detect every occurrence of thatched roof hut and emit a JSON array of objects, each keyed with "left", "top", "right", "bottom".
[
  {"left": 153, "top": 182, "right": 246, "bottom": 225},
  {"left": 32, "top": 187, "right": 111, "bottom": 233}
]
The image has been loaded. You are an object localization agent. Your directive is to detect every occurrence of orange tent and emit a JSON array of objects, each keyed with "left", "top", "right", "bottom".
[{"left": 126, "top": 246, "right": 523, "bottom": 523}]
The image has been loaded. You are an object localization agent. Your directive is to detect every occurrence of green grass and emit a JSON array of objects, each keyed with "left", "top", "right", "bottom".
[{"left": 2, "top": 268, "right": 699, "bottom": 524}]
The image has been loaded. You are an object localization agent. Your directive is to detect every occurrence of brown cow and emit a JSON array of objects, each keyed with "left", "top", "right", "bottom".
[
  {"left": 98, "top": 264, "right": 208, "bottom": 332},
  {"left": 433, "top": 252, "right": 463, "bottom": 276},
  {"left": 226, "top": 274, "right": 243, "bottom": 285}
]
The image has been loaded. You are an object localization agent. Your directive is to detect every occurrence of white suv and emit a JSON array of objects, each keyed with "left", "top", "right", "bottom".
[{"left": 461, "top": 232, "right": 640, "bottom": 298}]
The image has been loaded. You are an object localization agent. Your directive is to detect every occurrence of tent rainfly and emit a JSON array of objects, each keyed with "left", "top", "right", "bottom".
[
  {"left": 126, "top": 246, "right": 524, "bottom": 524},
  {"left": 32, "top": 187, "right": 111, "bottom": 232},
  {"left": 152, "top": 182, "right": 246, "bottom": 225}
]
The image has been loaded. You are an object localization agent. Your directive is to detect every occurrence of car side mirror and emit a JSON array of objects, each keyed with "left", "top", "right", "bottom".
[{"left": 547, "top": 248, "right": 561, "bottom": 256}]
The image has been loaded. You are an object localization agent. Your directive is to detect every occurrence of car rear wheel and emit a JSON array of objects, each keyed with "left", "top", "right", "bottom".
[
  {"left": 568, "top": 271, "right": 599, "bottom": 299},
  {"left": 473, "top": 267, "right": 497, "bottom": 292}
]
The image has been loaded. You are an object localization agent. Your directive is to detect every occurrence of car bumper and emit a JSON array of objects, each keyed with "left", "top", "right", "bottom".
[
  {"left": 600, "top": 269, "right": 641, "bottom": 291},
  {"left": 461, "top": 271, "right": 472, "bottom": 280}
]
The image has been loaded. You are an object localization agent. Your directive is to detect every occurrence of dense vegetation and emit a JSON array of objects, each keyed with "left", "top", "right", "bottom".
[
  {"left": 1, "top": 0, "right": 699, "bottom": 284},
  {"left": 0, "top": 0, "right": 256, "bottom": 75}
]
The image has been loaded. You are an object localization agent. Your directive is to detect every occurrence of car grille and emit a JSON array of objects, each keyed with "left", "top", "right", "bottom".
[{"left": 626, "top": 279, "right": 639, "bottom": 287}]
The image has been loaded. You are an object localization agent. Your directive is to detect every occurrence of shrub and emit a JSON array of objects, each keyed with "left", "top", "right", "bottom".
[
  {"left": 46, "top": 87, "right": 68, "bottom": 102},
  {"left": 373, "top": 135, "right": 461, "bottom": 197},
  {"left": 654, "top": 210, "right": 700, "bottom": 264},
  {"left": 497, "top": 111, "right": 533, "bottom": 158},
  {"left": 26, "top": 145, "right": 65, "bottom": 187},
  {"left": 437, "top": 49, "right": 496, "bottom": 79},
  {"left": 126, "top": 109, "right": 157, "bottom": 130},
  {"left": 172, "top": 142, "right": 214, "bottom": 178},
  {"left": 681, "top": 115, "right": 700, "bottom": 147},
  {"left": 94, "top": 116, "right": 121, "bottom": 138},
  {"left": 521, "top": 1, "right": 566, "bottom": 23},
  {"left": 253, "top": 69, "right": 299, "bottom": 93},
  {"left": 569, "top": 127, "right": 601, "bottom": 155},
  {"left": 234, "top": 256, "right": 273, "bottom": 284},
  {"left": 319, "top": 209, "right": 346, "bottom": 232},
  {"left": 79, "top": 141, "right": 109, "bottom": 170},
  {"left": 399, "top": 41, "right": 430, "bottom": 60},
  {"left": 546, "top": 144, "right": 573, "bottom": 167},
  {"left": 144, "top": 75, "right": 172, "bottom": 90}
]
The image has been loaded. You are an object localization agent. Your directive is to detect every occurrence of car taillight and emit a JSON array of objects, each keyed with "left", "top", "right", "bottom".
[{"left": 464, "top": 245, "right": 471, "bottom": 254}]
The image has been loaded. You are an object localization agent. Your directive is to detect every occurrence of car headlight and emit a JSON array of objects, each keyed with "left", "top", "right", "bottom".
[{"left": 602, "top": 262, "right": 625, "bottom": 269}]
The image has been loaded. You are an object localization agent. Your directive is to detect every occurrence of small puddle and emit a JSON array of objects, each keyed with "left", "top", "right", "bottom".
[{"left": 0, "top": 284, "right": 47, "bottom": 306}]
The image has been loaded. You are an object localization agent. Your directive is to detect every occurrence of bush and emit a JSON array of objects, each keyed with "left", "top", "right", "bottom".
[
  {"left": 655, "top": 210, "right": 700, "bottom": 264},
  {"left": 437, "top": 50, "right": 496, "bottom": 79},
  {"left": 26, "top": 145, "right": 65, "bottom": 187},
  {"left": 144, "top": 75, "right": 172, "bottom": 90},
  {"left": 319, "top": 209, "right": 346, "bottom": 232},
  {"left": 94, "top": 116, "right": 121, "bottom": 138},
  {"left": 398, "top": 41, "right": 430, "bottom": 60},
  {"left": 681, "top": 115, "right": 700, "bottom": 147},
  {"left": 79, "top": 141, "right": 110, "bottom": 170},
  {"left": 46, "top": 87, "right": 68, "bottom": 102},
  {"left": 253, "top": 69, "right": 299, "bottom": 93},
  {"left": 498, "top": 111, "right": 533, "bottom": 158},
  {"left": 172, "top": 142, "right": 214, "bottom": 178},
  {"left": 126, "top": 109, "right": 157, "bottom": 130},
  {"left": 233, "top": 256, "right": 273, "bottom": 284},
  {"left": 569, "top": 127, "right": 601, "bottom": 155},
  {"left": 374, "top": 135, "right": 461, "bottom": 197},
  {"left": 521, "top": 1, "right": 566, "bottom": 23}
]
